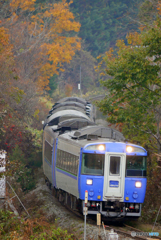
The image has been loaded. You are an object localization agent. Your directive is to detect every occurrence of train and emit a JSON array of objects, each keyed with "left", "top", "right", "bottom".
[{"left": 42, "top": 97, "right": 147, "bottom": 219}]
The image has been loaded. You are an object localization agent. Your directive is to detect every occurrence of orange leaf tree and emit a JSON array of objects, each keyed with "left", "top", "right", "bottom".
[
  {"left": 0, "top": 0, "right": 81, "bottom": 130},
  {"left": 0, "top": 26, "right": 16, "bottom": 113},
  {"left": 1, "top": 0, "right": 81, "bottom": 91}
]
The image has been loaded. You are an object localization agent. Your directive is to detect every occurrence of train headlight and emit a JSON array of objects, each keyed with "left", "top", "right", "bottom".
[
  {"left": 85, "top": 144, "right": 105, "bottom": 151},
  {"left": 98, "top": 144, "right": 105, "bottom": 151},
  {"left": 135, "top": 181, "right": 142, "bottom": 188},
  {"left": 126, "top": 146, "right": 133, "bottom": 153},
  {"left": 86, "top": 179, "right": 93, "bottom": 185}
]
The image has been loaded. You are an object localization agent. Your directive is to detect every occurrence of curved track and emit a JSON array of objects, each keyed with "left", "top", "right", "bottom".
[{"left": 46, "top": 182, "right": 161, "bottom": 240}]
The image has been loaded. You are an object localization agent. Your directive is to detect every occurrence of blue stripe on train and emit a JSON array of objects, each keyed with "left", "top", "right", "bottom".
[
  {"left": 53, "top": 138, "right": 58, "bottom": 188},
  {"left": 56, "top": 168, "right": 77, "bottom": 180},
  {"left": 78, "top": 148, "right": 83, "bottom": 198},
  {"left": 44, "top": 158, "right": 51, "bottom": 167}
]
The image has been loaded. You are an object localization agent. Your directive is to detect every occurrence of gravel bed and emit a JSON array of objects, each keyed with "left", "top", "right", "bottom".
[{"left": 28, "top": 175, "right": 134, "bottom": 240}]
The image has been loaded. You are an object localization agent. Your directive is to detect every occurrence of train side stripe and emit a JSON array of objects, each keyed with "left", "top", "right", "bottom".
[
  {"left": 53, "top": 138, "right": 58, "bottom": 188},
  {"left": 78, "top": 148, "right": 83, "bottom": 198},
  {"left": 56, "top": 168, "right": 77, "bottom": 180},
  {"left": 44, "top": 158, "right": 51, "bottom": 167},
  {"left": 51, "top": 140, "right": 55, "bottom": 187}
]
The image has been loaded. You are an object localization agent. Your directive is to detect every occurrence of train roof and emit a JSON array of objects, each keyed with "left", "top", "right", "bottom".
[
  {"left": 45, "top": 123, "right": 146, "bottom": 154},
  {"left": 70, "top": 125, "right": 125, "bottom": 141},
  {"left": 47, "top": 99, "right": 94, "bottom": 121},
  {"left": 51, "top": 101, "right": 85, "bottom": 111},
  {"left": 43, "top": 97, "right": 147, "bottom": 154},
  {"left": 57, "top": 118, "right": 95, "bottom": 129},
  {"left": 55, "top": 97, "right": 87, "bottom": 105},
  {"left": 53, "top": 101, "right": 85, "bottom": 109},
  {"left": 49, "top": 106, "right": 86, "bottom": 115},
  {"left": 58, "top": 125, "right": 125, "bottom": 147},
  {"left": 45, "top": 109, "right": 90, "bottom": 126},
  {"left": 44, "top": 118, "right": 96, "bottom": 136},
  {"left": 58, "top": 132, "right": 122, "bottom": 148},
  {"left": 58, "top": 129, "right": 147, "bottom": 154}
]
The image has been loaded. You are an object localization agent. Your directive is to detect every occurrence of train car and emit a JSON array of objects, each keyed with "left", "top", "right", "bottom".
[{"left": 43, "top": 97, "right": 147, "bottom": 219}]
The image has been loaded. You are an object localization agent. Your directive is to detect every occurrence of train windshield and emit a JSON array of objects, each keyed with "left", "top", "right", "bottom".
[
  {"left": 81, "top": 153, "right": 104, "bottom": 176},
  {"left": 126, "top": 156, "right": 147, "bottom": 177}
]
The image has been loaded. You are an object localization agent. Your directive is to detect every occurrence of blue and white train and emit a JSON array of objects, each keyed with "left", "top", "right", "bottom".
[{"left": 43, "top": 97, "right": 147, "bottom": 219}]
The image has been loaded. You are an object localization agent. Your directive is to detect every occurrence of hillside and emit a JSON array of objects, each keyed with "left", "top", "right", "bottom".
[{"left": 69, "top": 0, "right": 143, "bottom": 57}]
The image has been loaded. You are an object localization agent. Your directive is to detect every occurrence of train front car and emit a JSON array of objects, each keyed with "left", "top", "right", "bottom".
[
  {"left": 43, "top": 97, "right": 147, "bottom": 220},
  {"left": 79, "top": 141, "right": 147, "bottom": 219}
]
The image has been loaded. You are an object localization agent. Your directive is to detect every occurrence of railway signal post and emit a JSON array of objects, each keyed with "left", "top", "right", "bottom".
[
  {"left": 84, "top": 190, "right": 88, "bottom": 240},
  {"left": 97, "top": 213, "right": 101, "bottom": 236}
]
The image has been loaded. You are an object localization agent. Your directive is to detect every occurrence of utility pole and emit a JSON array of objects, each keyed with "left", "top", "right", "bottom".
[
  {"left": 78, "top": 65, "right": 82, "bottom": 96},
  {"left": 80, "top": 65, "right": 82, "bottom": 97}
]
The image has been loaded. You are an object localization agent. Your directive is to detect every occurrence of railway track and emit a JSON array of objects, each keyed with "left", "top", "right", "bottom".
[
  {"left": 103, "top": 223, "right": 146, "bottom": 240},
  {"left": 123, "top": 224, "right": 161, "bottom": 240},
  {"left": 49, "top": 183, "right": 161, "bottom": 240},
  {"left": 62, "top": 201, "right": 161, "bottom": 240},
  {"left": 102, "top": 223, "right": 161, "bottom": 240},
  {"left": 87, "top": 95, "right": 105, "bottom": 102}
]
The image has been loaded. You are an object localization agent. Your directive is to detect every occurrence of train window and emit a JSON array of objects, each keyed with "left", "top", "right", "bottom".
[
  {"left": 60, "top": 150, "right": 62, "bottom": 167},
  {"left": 44, "top": 141, "right": 52, "bottom": 165},
  {"left": 63, "top": 151, "right": 67, "bottom": 170},
  {"left": 126, "top": 156, "right": 147, "bottom": 177},
  {"left": 66, "top": 153, "right": 69, "bottom": 171},
  {"left": 71, "top": 156, "right": 74, "bottom": 173},
  {"left": 81, "top": 153, "right": 104, "bottom": 175},
  {"left": 75, "top": 158, "right": 79, "bottom": 175},
  {"left": 72, "top": 157, "right": 74, "bottom": 174},
  {"left": 69, "top": 153, "right": 74, "bottom": 173},
  {"left": 57, "top": 149, "right": 60, "bottom": 167},
  {"left": 110, "top": 156, "right": 120, "bottom": 175},
  {"left": 67, "top": 153, "right": 70, "bottom": 171},
  {"left": 60, "top": 150, "right": 65, "bottom": 169},
  {"left": 74, "top": 157, "right": 78, "bottom": 175},
  {"left": 56, "top": 149, "right": 78, "bottom": 175},
  {"left": 62, "top": 151, "right": 65, "bottom": 169},
  {"left": 48, "top": 117, "right": 59, "bottom": 126},
  {"left": 60, "top": 150, "right": 63, "bottom": 168},
  {"left": 56, "top": 150, "right": 59, "bottom": 167},
  {"left": 68, "top": 153, "right": 71, "bottom": 171}
]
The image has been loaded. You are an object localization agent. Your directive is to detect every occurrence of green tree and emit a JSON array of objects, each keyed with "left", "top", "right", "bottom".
[
  {"left": 47, "top": 74, "right": 58, "bottom": 97},
  {"left": 98, "top": 20, "right": 161, "bottom": 154},
  {"left": 56, "top": 48, "right": 99, "bottom": 95},
  {"left": 8, "top": 145, "right": 36, "bottom": 191},
  {"left": 138, "top": 0, "right": 161, "bottom": 24},
  {"left": 69, "top": 0, "right": 143, "bottom": 57}
]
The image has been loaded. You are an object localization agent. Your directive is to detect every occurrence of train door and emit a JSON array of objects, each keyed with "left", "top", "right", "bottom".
[{"left": 103, "top": 153, "right": 126, "bottom": 201}]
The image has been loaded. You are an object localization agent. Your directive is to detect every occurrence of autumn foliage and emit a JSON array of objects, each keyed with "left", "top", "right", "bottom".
[
  {"left": 0, "top": 0, "right": 80, "bottom": 91},
  {"left": 0, "top": 0, "right": 81, "bottom": 194},
  {"left": 0, "top": 0, "right": 81, "bottom": 149},
  {"left": 157, "top": 1, "right": 161, "bottom": 14}
]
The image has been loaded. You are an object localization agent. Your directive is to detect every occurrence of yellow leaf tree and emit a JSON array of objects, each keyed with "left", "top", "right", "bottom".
[
  {"left": 0, "top": 27, "right": 15, "bottom": 110},
  {"left": 1, "top": 0, "right": 81, "bottom": 91}
]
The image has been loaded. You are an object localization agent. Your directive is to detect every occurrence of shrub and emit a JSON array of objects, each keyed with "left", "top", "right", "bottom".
[{"left": 8, "top": 145, "right": 36, "bottom": 192}]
